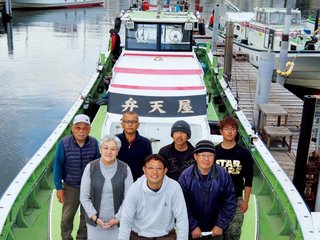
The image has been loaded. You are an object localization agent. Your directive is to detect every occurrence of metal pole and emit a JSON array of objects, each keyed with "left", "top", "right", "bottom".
[
  {"left": 6, "top": 20, "right": 13, "bottom": 54},
  {"left": 276, "top": 0, "right": 291, "bottom": 86},
  {"left": 315, "top": 9, "right": 320, "bottom": 33},
  {"left": 293, "top": 95, "right": 316, "bottom": 195},
  {"left": 223, "top": 21, "right": 233, "bottom": 81},
  {"left": 211, "top": 4, "right": 220, "bottom": 53},
  {"left": 254, "top": 52, "right": 275, "bottom": 128},
  {"left": 316, "top": 171, "right": 320, "bottom": 211},
  {"left": 4, "top": 0, "right": 12, "bottom": 18}
]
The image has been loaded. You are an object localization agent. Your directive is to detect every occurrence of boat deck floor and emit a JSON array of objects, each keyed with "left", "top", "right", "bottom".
[
  {"left": 218, "top": 57, "right": 306, "bottom": 180},
  {"left": 49, "top": 103, "right": 259, "bottom": 239}
]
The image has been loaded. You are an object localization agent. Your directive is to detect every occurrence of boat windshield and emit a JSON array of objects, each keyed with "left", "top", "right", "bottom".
[
  {"left": 125, "top": 22, "right": 192, "bottom": 51},
  {"left": 256, "top": 11, "right": 301, "bottom": 25}
]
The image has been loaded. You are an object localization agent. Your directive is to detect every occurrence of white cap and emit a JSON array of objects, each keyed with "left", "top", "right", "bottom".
[{"left": 73, "top": 114, "right": 91, "bottom": 125}]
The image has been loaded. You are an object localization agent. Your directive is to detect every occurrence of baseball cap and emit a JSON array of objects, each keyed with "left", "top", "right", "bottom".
[{"left": 73, "top": 114, "right": 91, "bottom": 125}]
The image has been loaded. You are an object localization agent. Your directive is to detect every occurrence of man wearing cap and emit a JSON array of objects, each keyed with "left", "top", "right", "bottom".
[
  {"left": 117, "top": 111, "right": 152, "bottom": 181},
  {"left": 178, "top": 140, "right": 236, "bottom": 240},
  {"left": 54, "top": 114, "right": 100, "bottom": 240},
  {"left": 159, "top": 120, "right": 194, "bottom": 180}
]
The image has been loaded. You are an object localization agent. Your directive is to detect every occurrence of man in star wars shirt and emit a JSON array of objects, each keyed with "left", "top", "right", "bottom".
[{"left": 215, "top": 116, "right": 254, "bottom": 240}]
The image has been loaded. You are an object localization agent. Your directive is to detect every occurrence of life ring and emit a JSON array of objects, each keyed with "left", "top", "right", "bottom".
[
  {"left": 276, "top": 61, "right": 295, "bottom": 77},
  {"left": 169, "top": 29, "right": 183, "bottom": 43},
  {"left": 135, "top": 28, "right": 149, "bottom": 43}
]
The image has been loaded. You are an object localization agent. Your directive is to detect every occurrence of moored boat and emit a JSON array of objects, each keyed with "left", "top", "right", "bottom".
[
  {"left": 0, "top": 5, "right": 320, "bottom": 240},
  {"left": 217, "top": 7, "right": 320, "bottom": 90},
  {"left": 11, "top": 0, "right": 103, "bottom": 9}
]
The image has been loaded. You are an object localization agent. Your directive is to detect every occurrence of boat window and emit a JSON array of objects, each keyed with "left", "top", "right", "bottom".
[
  {"left": 257, "top": 12, "right": 267, "bottom": 24},
  {"left": 269, "top": 12, "right": 301, "bottom": 25},
  {"left": 126, "top": 23, "right": 158, "bottom": 51},
  {"left": 290, "top": 44, "right": 297, "bottom": 50},
  {"left": 270, "top": 12, "right": 284, "bottom": 25},
  {"left": 160, "top": 24, "right": 192, "bottom": 51},
  {"left": 125, "top": 22, "right": 192, "bottom": 51},
  {"left": 291, "top": 13, "right": 300, "bottom": 25}
]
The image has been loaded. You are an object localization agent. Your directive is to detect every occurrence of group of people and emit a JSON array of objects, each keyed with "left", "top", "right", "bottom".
[{"left": 53, "top": 111, "right": 254, "bottom": 240}]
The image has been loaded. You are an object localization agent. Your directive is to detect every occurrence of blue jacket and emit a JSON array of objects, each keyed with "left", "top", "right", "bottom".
[
  {"left": 117, "top": 131, "right": 152, "bottom": 181},
  {"left": 178, "top": 164, "right": 236, "bottom": 232},
  {"left": 53, "top": 135, "right": 100, "bottom": 190}
]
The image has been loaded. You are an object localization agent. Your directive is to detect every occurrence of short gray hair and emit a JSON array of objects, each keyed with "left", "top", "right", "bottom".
[{"left": 99, "top": 135, "right": 122, "bottom": 151}]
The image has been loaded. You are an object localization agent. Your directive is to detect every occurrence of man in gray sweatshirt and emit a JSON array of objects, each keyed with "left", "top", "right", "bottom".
[{"left": 118, "top": 154, "right": 189, "bottom": 240}]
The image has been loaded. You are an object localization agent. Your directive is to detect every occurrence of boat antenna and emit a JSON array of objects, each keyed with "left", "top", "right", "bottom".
[{"left": 157, "top": 0, "right": 162, "bottom": 18}]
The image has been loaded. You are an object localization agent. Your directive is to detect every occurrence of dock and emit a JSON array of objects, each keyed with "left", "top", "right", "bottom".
[{"left": 217, "top": 56, "right": 304, "bottom": 180}]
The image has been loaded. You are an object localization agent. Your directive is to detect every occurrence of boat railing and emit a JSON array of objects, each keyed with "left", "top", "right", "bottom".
[
  {"left": 0, "top": 52, "right": 109, "bottom": 237},
  {"left": 211, "top": 52, "right": 319, "bottom": 238}
]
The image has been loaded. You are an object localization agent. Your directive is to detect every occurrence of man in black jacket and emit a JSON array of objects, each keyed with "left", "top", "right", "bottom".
[
  {"left": 159, "top": 120, "right": 194, "bottom": 180},
  {"left": 117, "top": 111, "right": 152, "bottom": 181}
]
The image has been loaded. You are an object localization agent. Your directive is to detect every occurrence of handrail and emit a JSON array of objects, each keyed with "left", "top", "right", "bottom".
[{"left": 213, "top": 53, "right": 318, "bottom": 239}]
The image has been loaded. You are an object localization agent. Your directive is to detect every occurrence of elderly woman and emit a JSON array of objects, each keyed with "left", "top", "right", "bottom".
[{"left": 80, "top": 135, "right": 133, "bottom": 240}]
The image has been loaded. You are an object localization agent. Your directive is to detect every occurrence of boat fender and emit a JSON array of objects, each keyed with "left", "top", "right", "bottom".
[
  {"left": 248, "top": 134, "right": 258, "bottom": 148},
  {"left": 213, "top": 96, "right": 222, "bottom": 104},
  {"left": 218, "top": 104, "right": 226, "bottom": 113},
  {"left": 276, "top": 61, "right": 295, "bottom": 77},
  {"left": 200, "top": 62, "right": 206, "bottom": 73},
  {"left": 83, "top": 94, "right": 93, "bottom": 110}
]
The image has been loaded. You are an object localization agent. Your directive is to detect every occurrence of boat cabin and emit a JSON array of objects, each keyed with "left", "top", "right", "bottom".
[
  {"left": 225, "top": 7, "right": 318, "bottom": 52},
  {"left": 252, "top": 7, "right": 301, "bottom": 27},
  {"left": 103, "top": 11, "right": 210, "bottom": 152},
  {"left": 121, "top": 11, "right": 198, "bottom": 52}
]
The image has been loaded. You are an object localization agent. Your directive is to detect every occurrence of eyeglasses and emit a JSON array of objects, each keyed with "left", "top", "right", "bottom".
[
  {"left": 122, "top": 120, "right": 138, "bottom": 125},
  {"left": 73, "top": 126, "right": 90, "bottom": 131},
  {"left": 145, "top": 167, "right": 164, "bottom": 171},
  {"left": 197, "top": 154, "right": 214, "bottom": 159}
]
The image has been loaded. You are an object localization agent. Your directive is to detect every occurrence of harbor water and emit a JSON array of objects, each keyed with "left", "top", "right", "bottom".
[{"left": 0, "top": 0, "right": 319, "bottom": 197}]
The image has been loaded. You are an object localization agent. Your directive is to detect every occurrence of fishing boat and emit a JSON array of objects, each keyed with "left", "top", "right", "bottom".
[
  {"left": 11, "top": 0, "right": 103, "bottom": 9},
  {"left": 0, "top": 4, "right": 320, "bottom": 240},
  {"left": 217, "top": 7, "right": 320, "bottom": 90}
]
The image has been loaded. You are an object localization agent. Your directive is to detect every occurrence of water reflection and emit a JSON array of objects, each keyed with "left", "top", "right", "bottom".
[
  {"left": 5, "top": 21, "right": 14, "bottom": 54},
  {"left": 0, "top": 6, "right": 111, "bottom": 196}
]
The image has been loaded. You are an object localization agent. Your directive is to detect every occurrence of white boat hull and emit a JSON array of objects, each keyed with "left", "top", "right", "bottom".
[
  {"left": 12, "top": 0, "right": 103, "bottom": 9},
  {"left": 218, "top": 8, "right": 320, "bottom": 89},
  {"left": 220, "top": 35, "right": 320, "bottom": 89}
]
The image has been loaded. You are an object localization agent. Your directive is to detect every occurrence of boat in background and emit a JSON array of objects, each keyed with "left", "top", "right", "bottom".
[
  {"left": 12, "top": 0, "right": 103, "bottom": 9},
  {"left": 218, "top": 7, "right": 320, "bottom": 90},
  {"left": 0, "top": 4, "right": 320, "bottom": 240}
]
